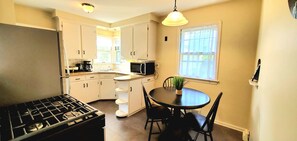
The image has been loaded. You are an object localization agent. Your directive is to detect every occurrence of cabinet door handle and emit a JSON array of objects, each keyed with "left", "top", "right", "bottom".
[
  {"left": 78, "top": 50, "right": 80, "bottom": 54},
  {"left": 83, "top": 83, "right": 85, "bottom": 88},
  {"left": 100, "top": 81, "right": 102, "bottom": 85},
  {"left": 83, "top": 50, "right": 86, "bottom": 54},
  {"left": 133, "top": 51, "right": 135, "bottom": 55},
  {"left": 147, "top": 79, "right": 151, "bottom": 81},
  {"left": 90, "top": 76, "right": 95, "bottom": 78},
  {"left": 75, "top": 78, "right": 80, "bottom": 80},
  {"left": 130, "top": 51, "right": 132, "bottom": 56},
  {"left": 86, "top": 83, "right": 88, "bottom": 87},
  {"left": 130, "top": 87, "right": 132, "bottom": 92}
]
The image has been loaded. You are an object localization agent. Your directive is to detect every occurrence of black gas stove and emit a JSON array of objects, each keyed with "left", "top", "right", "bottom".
[{"left": 0, "top": 94, "right": 105, "bottom": 141}]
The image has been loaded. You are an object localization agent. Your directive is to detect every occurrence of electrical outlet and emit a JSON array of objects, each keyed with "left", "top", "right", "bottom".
[{"left": 242, "top": 129, "right": 250, "bottom": 141}]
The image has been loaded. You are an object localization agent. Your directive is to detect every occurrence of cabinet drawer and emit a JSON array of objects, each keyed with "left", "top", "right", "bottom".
[
  {"left": 99, "top": 74, "right": 115, "bottom": 79},
  {"left": 70, "top": 76, "right": 85, "bottom": 82},
  {"left": 86, "top": 75, "right": 98, "bottom": 80},
  {"left": 142, "top": 76, "right": 154, "bottom": 83}
]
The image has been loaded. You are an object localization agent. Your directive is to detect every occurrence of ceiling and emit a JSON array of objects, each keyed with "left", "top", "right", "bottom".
[{"left": 14, "top": 0, "right": 229, "bottom": 23}]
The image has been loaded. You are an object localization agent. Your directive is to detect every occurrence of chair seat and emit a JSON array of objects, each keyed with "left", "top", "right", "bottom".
[
  {"left": 148, "top": 105, "right": 171, "bottom": 119},
  {"left": 185, "top": 112, "right": 209, "bottom": 132},
  {"left": 184, "top": 93, "right": 223, "bottom": 141}
]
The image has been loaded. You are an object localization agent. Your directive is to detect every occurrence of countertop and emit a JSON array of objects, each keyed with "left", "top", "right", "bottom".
[
  {"left": 68, "top": 71, "right": 153, "bottom": 81},
  {"left": 68, "top": 71, "right": 130, "bottom": 76},
  {"left": 113, "top": 74, "right": 145, "bottom": 81}
]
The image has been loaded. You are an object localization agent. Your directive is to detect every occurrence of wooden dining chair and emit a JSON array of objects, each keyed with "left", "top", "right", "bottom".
[
  {"left": 163, "top": 76, "right": 174, "bottom": 88},
  {"left": 142, "top": 86, "right": 171, "bottom": 141},
  {"left": 185, "top": 92, "right": 223, "bottom": 141}
]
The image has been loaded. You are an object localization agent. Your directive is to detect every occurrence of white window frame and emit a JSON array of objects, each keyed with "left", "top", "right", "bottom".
[
  {"left": 178, "top": 22, "right": 222, "bottom": 82},
  {"left": 95, "top": 35, "right": 113, "bottom": 63}
]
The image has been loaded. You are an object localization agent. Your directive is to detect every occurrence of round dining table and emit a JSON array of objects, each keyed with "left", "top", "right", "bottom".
[
  {"left": 149, "top": 87, "right": 211, "bottom": 140},
  {"left": 149, "top": 87, "right": 211, "bottom": 118}
]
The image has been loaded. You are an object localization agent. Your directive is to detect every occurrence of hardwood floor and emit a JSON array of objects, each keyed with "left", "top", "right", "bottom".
[{"left": 90, "top": 100, "right": 242, "bottom": 141}]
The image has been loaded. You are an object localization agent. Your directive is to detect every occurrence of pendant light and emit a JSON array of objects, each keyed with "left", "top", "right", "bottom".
[
  {"left": 162, "top": 0, "right": 188, "bottom": 26},
  {"left": 82, "top": 3, "right": 95, "bottom": 13}
]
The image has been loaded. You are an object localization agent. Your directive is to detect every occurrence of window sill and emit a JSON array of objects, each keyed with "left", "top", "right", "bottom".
[{"left": 184, "top": 77, "right": 219, "bottom": 85}]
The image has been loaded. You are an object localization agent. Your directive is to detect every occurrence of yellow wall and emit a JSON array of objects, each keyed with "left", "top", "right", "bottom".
[
  {"left": 250, "top": 0, "right": 297, "bottom": 140},
  {"left": 15, "top": 4, "right": 55, "bottom": 29},
  {"left": 0, "top": 0, "right": 16, "bottom": 24},
  {"left": 156, "top": 0, "right": 262, "bottom": 130}
]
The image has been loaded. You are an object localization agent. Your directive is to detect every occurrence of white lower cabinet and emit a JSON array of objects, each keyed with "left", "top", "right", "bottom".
[
  {"left": 115, "top": 79, "right": 142, "bottom": 117},
  {"left": 141, "top": 76, "right": 155, "bottom": 108},
  {"left": 99, "top": 74, "right": 116, "bottom": 100},
  {"left": 69, "top": 75, "right": 99, "bottom": 103}
]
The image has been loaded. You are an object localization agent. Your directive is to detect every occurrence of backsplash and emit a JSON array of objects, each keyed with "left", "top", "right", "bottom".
[{"left": 67, "top": 59, "right": 130, "bottom": 73}]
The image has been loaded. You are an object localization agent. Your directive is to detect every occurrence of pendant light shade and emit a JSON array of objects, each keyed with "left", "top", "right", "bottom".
[{"left": 162, "top": 0, "right": 188, "bottom": 26}]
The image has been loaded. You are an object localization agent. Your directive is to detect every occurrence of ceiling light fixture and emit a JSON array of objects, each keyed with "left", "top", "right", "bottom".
[
  {"left": 162, "top": 0, "right": 188, "bottom": 26},
  {"left": 82, "top": 3, "right": 95, "bottom": 13}
]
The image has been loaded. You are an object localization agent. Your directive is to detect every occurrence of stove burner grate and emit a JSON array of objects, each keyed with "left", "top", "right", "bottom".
[
  {"left": 26, "top": 122, "right": 44, "bottom": 132},
  {"left": 0, "top": 94, "right": 99, "bottom": 141}
]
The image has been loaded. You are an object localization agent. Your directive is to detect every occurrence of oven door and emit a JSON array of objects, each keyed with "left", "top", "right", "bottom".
[{"left": 24, "top": 114, "right": 105, "bottom": 141}]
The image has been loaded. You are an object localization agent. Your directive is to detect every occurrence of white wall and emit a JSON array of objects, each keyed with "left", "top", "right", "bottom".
[{"left": 249, "top": 0, "right": 297, "bottom": 140}]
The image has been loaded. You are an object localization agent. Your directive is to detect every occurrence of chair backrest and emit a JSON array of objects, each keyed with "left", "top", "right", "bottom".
[
  {"left": 142, "top": 86, "right": 153, "bottom": 115},
  {"left": 202, "top": 92, "right": 223, "bottom": 132},
  {"left": 163, "top": 76, "right": 174, "bottom": 88}
]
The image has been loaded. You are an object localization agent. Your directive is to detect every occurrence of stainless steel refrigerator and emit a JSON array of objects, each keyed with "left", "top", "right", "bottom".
[{"left": 0, "top": 23, "right": 66, "bottom": 107}]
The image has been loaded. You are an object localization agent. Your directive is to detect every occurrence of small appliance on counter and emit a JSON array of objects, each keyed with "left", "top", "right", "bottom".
[
  {"left": 83, "top": 61, "right": 92, "bottom": 72},
  {"left": 74, "top": 61, "right": 92, "bottom": 72},
  {"left": 66, "top": 66, "right": 79, "bottom": 73},
  {"left": 130, "top": 60, "right": 155, "bottom": 75},
  {"left": 75, "top": 63, "right": 84, "bottom": 72}
]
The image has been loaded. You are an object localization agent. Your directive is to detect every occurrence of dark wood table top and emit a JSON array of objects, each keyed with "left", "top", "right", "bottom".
[{"left": 149, "top": 87, "right": 211, "bottom": 109}]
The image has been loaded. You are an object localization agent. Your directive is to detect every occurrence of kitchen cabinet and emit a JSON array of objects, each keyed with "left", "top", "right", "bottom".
[
  {"left": 129, "top": 79, "right": 142, "bottom": 114},
  {"left": 120, "top": 22, "right": 156, "bottom": 60},
  {"left": 141, "top": 76, "right": 155, "bottom": 108},
  {"left": 81, "top": 25, "right": 97, "bottom": 59},
  {"left": 69, "top": 75, "right": 99, "bottom": 103},
  {"left": 99, "top": 74, "right": 116, "bottom": 99},
  {"left": 115, "top": 78, "right": 142, "bottom": 117},
  {"left": 121, "top": 26, "right": 133, "bottom": 60},
  {"left": 61, "top": 21, "right": 97, "bottom": 59},
  {"left": 61, "top": 21, "right": 81, "bottom": 59}
]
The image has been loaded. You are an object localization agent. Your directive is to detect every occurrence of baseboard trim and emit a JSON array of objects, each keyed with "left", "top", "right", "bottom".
[{"left": 215, "top": 120, "right": 246, "bottom": 133}]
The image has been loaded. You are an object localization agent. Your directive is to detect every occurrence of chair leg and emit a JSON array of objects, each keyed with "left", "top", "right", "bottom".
[
  {"left": 194, "top": 132, "right": 200, "bottom": 141},
  {"left": 148, "top": 119, "right": 154, "bottom": 141},
  {"left": 204, "top": 133, "right": 208, "bottom": 141},
  {"left": 156, "top": 121, "right": 161, "bottom": 132},
  {"left": 209, "top": 132, "right": 213, "bottom": 141},
  {"left": 144, "top": 118, "right": 149, "bottom": 129}
]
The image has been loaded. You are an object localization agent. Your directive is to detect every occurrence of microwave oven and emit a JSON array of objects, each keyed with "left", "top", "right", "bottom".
[{"left": 130, "top": 60, "right": 155, "bottom": 75}]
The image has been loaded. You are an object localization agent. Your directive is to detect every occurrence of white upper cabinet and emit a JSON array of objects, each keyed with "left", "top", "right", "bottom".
[
  {"left": 61, "top": 21, "right": 97, "bottom": 59},
  {"left": 121, "top": 26, "right": 133, "bottom": 60},
  {"left": 133, "top": 23, "right": 148, "bottom": 60},
  {"left": 81, "top": 25, "right": 97, "bottom": 59},
  {"left": 120, "top": 22, "right": 156, "bottom": 60},
  {"left": 62, "top": 21, "right": 81, "bottom": 59}
]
